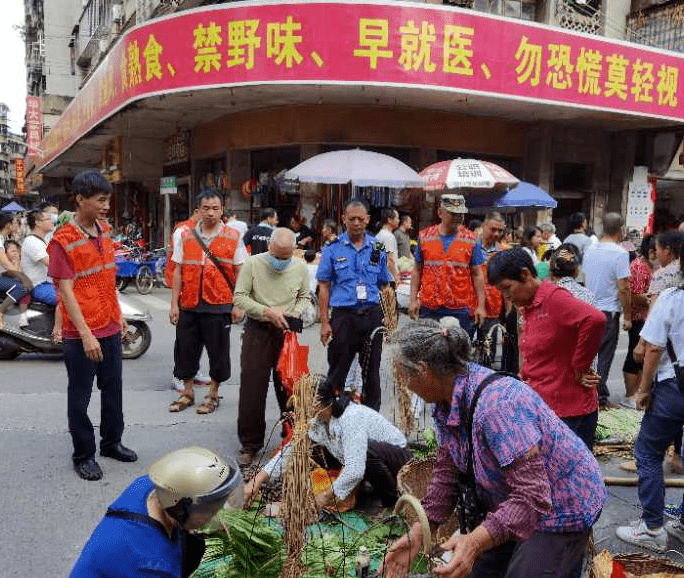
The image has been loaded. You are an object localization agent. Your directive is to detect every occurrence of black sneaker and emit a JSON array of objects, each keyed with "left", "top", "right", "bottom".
[{"left": 75, "top": 458, "right": 103, "bottom": 481}]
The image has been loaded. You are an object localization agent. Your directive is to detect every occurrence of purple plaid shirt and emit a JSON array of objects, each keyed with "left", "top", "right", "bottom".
[{"left": 423, "top": 363, "right": 606, "bottom": 540}]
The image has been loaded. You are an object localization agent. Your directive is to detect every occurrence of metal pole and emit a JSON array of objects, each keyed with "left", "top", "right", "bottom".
[{"left": 164, "top": 192, "right": 171, "bottom": 248}]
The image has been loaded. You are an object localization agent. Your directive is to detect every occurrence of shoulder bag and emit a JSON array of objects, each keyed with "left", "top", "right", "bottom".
[
  {"left": 191, "top": 228, "right": 235, "bottom": 292},
  {"left": 456, "top": 371, "right": 516, "bottom": 533}
]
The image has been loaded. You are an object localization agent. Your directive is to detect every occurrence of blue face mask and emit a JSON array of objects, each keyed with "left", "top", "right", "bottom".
[{"left": 267, "top": 254, "right": 291, "bottom": 271}]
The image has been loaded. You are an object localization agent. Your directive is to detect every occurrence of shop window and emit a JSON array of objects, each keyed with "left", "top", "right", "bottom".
[{"left": 472, "top": 0, "right": 539, "bottom": 20}]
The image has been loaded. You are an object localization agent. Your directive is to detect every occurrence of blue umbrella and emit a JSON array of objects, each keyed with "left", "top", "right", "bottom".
[
  {"left": 466, "top": 182, "right": 557, "bottom": 211},
  {"left": 1, "top": 201, "right": 26, "bottom": 213}
]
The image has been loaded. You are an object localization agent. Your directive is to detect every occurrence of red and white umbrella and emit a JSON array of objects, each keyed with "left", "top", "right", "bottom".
[{"left": 420, "top": 159, "right": 519, "bottom": 192}]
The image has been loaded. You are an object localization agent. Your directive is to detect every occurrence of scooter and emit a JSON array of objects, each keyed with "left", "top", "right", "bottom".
[{"left": 0, "top": 294, "right": 152, "bottom": 360}]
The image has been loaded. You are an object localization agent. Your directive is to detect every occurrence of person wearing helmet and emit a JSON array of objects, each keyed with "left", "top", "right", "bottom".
[{"left": 69, "top": 447, "right": 240, "bottom": 578}]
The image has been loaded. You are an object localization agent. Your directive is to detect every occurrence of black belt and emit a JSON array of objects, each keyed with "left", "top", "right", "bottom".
[{"left": 334, "top": 304, "right": 380, "bottom": 316}]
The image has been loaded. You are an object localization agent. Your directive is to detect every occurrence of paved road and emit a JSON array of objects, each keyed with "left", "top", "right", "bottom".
[{"left": 0, "top": 289, "right": 680, "bottom": 577}]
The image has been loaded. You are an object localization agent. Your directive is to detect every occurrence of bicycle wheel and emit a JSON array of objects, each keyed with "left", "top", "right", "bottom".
[{"left": 135, "top": 265, "right": 154, "bottom": 294}]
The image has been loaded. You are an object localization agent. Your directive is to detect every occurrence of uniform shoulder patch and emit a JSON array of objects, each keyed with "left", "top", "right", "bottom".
[{"left": 324, "top": 235, "right": 339, "bottom": 246}]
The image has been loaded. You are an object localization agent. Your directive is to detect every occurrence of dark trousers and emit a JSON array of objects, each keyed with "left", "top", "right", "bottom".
[
  {"left": 419, "top": 306, "right": 475, "bottom": 338},
  {"left": 238, "top": 320, "right": 289, "bottom": 454},
  {"left": 174, "top": 309, "right": 231, "bottom": 383},
  {"left": 63, "top": 334, "right": 124, "bottom": 464},
  {"left": 365, "top": 441, "right": 413, "bottom": 506},
  {"left": 562, "top": 410, "right": 598, "bottom": 452},
  {"left": 314, "top": 440, "right": 413, "bottom": 507},
  {"left": 327, "top": 306, "right": 383, "bottom": 411},
  {"left": 597, "top": 311, "right": 620, "bottom": 404},
  {"left": 470, "top": 530, "right": 588, "bottom": 578}
]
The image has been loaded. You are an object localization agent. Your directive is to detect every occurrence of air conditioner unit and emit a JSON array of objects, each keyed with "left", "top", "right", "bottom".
[{"left": 112, "top": 4, "right": 123, "bottom": 22}]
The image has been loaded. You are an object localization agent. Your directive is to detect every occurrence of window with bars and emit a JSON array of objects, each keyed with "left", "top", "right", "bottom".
[
  {"left": 471, "top": 0, "right": 540, "bottom": 21},
  {"left": 627, "top": 3, "right": 684, "bottom": 52}
]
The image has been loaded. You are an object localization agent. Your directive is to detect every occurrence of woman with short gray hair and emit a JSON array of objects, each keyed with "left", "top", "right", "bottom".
[{"left": 382, "top": 319, "right": 606, "bottom": 578}]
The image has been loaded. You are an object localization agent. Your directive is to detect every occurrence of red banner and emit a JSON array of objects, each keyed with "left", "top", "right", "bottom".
[
  {"left": 39, "top": 1, "right": 684, "bottom": 169},
  {"left": 26, "top": 96, "right": 43, "bottom": 158},
  {"left": 14, "top": 158, "right": 25, "bottom": 196}
]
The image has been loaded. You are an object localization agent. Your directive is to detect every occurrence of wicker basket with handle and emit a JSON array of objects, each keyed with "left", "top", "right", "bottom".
[
  {"left": 590, "top": 549, "right": 684, "bottom": 577},
  {"left": 395, "top": 456, "right": 460, "bottom": 548}
]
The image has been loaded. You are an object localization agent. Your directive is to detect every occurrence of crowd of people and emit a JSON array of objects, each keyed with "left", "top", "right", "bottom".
[{"left": 5, "top": 168, "right": 684, "bottom": 577}]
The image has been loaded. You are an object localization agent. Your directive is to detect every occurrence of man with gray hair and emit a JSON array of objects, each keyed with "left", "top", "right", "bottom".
[
  {"left": 584, "top": 213, "right": 632, "bottom": 410},
  {"left": 233, "top": 227, "right": 310, "bottom": 467}
]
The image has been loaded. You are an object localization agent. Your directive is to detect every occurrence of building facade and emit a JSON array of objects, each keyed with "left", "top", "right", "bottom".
[
  {"left": 27, "top": 0, "right": 684, "bottom": 245},
  {"left": 0, "top": 105, "right": 28, "bottom": 201}
]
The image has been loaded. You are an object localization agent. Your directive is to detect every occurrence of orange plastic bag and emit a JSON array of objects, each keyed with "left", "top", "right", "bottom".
[
  {"left": 276, "top": 331, "right": 310, "bottom": 396},
  {"left": 310, "top": 467, "right": 357, "bottom": 512}
]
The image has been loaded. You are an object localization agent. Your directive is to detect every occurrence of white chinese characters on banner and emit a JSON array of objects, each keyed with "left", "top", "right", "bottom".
[{"left": 26, "top": 96, "right": 43, "bottom": 157}]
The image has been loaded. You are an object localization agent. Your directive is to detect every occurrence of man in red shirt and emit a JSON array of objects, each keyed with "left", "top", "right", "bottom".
[
  {"left": 48, "top": 170, "right": 137, "bottom": 481},
  {"left": 488, "top": 247, "right": 606, "bottom": 450}
]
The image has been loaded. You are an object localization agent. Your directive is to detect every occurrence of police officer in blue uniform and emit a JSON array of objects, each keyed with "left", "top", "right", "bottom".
[{"left": 317, "top": 199, "right": 393, "bottom": 411}]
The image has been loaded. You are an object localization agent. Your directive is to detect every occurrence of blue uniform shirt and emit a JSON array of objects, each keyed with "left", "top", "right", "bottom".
[
  {"left": 70, "top": 476, "right": 183, "bottom": 577},
  {"left": 317, "top": 232, "right": 393, "bottom": 308}
]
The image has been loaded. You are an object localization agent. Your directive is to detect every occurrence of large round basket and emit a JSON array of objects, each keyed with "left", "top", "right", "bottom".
[
  {"left": 395, "top": 457, "right": 460, "bottom": 546},
  {"left": 590, "top": 549, "right": 684, "bottom": 578}
]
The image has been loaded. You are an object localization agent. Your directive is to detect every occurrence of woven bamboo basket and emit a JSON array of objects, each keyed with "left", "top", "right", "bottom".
[
  {"left": 590, "top": 549, "right": 684, "bottom": 578},
  {"left": 395, "top": 457, "right": 460, "bottom": 547}
]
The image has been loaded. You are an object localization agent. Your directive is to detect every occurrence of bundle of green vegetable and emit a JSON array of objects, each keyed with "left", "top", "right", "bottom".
[
  {"left": 301, "top": 520, "right": 428, "bottom": 578},
  {"left": 595, "top": 407, "right": 643, "bottom": 444},
  {"left": 192, "top": 509, "right": 285, "bottom": 578}
]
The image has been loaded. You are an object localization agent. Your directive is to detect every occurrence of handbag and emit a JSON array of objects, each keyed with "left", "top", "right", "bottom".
[{"left": 190, "top": 228, "right": 234, "bottom": 293}]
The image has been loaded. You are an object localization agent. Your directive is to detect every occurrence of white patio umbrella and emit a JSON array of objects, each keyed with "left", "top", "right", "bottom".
[
  {"left": 284, "top": 149, "right": 425, "bottom": 188},
  {"left": 420, "top": 159, "right": 519, "bottom": 192}
]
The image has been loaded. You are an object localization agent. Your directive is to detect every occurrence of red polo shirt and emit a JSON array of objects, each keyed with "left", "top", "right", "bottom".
[{"left": 520, "top": 280, "right": 606, "bottom": 418}]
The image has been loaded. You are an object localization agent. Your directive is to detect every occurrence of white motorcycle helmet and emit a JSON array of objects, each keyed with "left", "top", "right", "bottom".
[{"left": 149, "top": 447, "right": 240, "bottom": 525}]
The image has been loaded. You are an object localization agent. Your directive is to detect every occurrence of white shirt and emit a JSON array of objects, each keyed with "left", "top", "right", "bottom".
[
  {"left": 640, "top": 287, "right": 684, "bottom": 381},
  {"left": 21, "top": 234, "right": 50, "bottom": 286},
  {"left": 171, "top": 222, "right": 247, "bottom": 265},
  {"left": 522, "top": 246, "right": 539, "bottom": 266},
  {"left": 375, "top": 227, "right": 398, "bottom": 256},
  {"left": 227, "top": 218, "right": 248, "bottom": 239},
  {"left": 263, "top": 403, "right": 407, "bottom": 499},
  {"left": 307, "top": 263, "right": 318, "bottom": 293},
  {"left": 583, "top": 241, "right": 630, "bottom": 312},
  {"left": 0, "top": 233, "right": 6, "bottom": 274}
]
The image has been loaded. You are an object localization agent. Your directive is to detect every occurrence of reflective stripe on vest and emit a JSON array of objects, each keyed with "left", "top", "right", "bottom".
[
  {"left": 179, "top": 226, "right": 238, "bottom": 309},
  {"left": 52, "top": 220, "right": 121, "bottom": 331},
  {"left": 419, "top": 224, "right": 477, "bottom": 312}
]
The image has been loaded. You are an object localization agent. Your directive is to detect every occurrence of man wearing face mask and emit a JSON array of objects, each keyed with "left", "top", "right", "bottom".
[{"left": 232, "top": 228, "right": 310, "bottom": 468}]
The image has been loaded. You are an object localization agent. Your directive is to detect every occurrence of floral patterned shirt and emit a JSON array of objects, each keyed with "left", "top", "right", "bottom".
[
  {"left": 630, "top": 258, "right": 653, "bottom": 322},
  {"left": 648, "top": 260, "right": 684, "bottom": 300},
  {"left": 423, "top": 364, "right": 606, "bottom": 538}
]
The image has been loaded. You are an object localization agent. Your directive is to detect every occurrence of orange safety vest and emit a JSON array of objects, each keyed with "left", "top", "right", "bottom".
[
  {"left": 179, "top": 224, "right": 239, "bottom": 309},
  {"left": 482, "top": 242, "right": 504, "bottom": 319},
  {"left": 51, "top": 219, "right": 121, "bottom": 333},
  {"left": 418, "top": 224, "right": 477, "bottom": 312},
  {"left": 165, "top": 217, "right": 197, "bottom": 287}
]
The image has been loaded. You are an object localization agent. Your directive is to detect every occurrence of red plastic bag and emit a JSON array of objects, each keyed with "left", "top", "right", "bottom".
[{"left": 276, "top": 331, "right": 310, "bottom": 396}]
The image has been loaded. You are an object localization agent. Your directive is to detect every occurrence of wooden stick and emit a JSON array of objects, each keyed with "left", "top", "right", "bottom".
[{"left": 603, "top": 476, "right": 684, "bottom": 487}]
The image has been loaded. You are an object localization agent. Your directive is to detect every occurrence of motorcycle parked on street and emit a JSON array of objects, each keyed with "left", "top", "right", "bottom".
[{"left": 0, "top": 294, "right": 152, "bottom": 360}]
